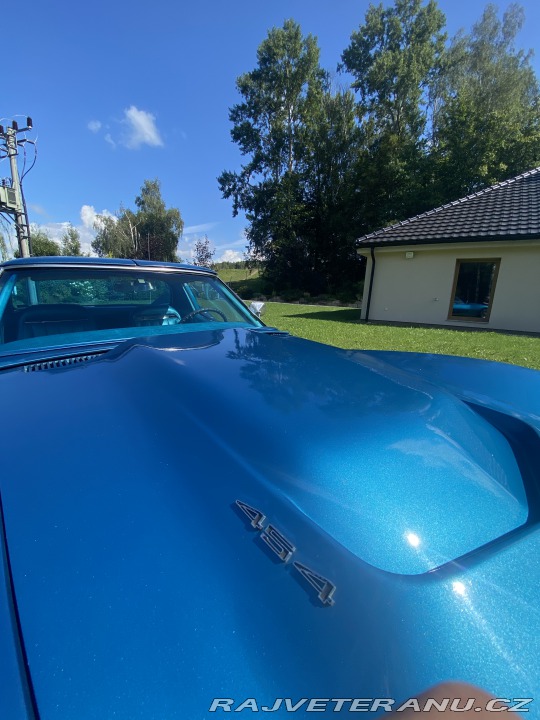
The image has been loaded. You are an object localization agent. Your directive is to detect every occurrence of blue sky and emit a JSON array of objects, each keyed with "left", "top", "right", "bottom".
[{"left": 2, "top": 0, "right": 540, "bottom": 260}]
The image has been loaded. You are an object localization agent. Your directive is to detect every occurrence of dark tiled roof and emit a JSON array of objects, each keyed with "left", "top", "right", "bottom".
[{"left": 357, "top": 167, "right": 540, "bottom": 246}]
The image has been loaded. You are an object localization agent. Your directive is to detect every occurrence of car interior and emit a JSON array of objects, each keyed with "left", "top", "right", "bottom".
[{"left": 0, "top": 268, "right": 254, "bottom": 348}]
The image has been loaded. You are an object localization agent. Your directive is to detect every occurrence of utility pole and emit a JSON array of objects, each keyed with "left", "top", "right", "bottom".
[{"left": 0, "top": 117, "right": 34, "bottom": 257}]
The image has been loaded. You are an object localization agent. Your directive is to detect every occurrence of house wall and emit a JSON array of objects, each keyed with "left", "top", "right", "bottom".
[{"left": 359, "top": 240, "right": 540, "bottom": 333}]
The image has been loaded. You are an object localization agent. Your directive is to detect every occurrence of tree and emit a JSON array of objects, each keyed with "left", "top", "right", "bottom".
[
  {"left": 92, "top": 179, "right": 183, "bottom": 262},
  {"left": 297, "top": 88, "right": 364, "bottom": 293},
  {"left": 341, "top": 0, "right": 447, "bottom": 228},
  {"left": 192, "top": 235, "right": 215, "bottom": 268},
  {"left": 0, "top": 231, "right": 9, "bottom": 262},
  {"left": 134, "top": 179, "right": 184, "bottom": 262},
  {"left": 434, "top": 3, "right": 540, "bottom": 198},
  {"left": 22, "top": 227, "right": 61, "bottom": 257},
  {"left": 218, "top": 20, "right": 329, "bottom": 290},
  {"left": 342, "top": 0, "right": 446, "bottom": 141},
  {"left": 92, "top": 210, "right": 140, "bottom": 259},
  {"left": 61, "top": 225, "right": 83, "bottom": 256},
  {"left": 218, "top": 20, "right": 362, "bottom": 292}
]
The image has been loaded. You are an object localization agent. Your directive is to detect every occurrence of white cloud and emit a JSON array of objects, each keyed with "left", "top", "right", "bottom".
[
  {"left": 226, "top": 237, "right": 250, "bottom": 249},
  {"left": 120, "top": 106, "right": 163, "bottom": 149},
  {"left": 80, "top": 204, "right": 115, "bottom": 230},
  {"left": 80, "top": 205, "right": 97, "bottom": 229},
  {"left": 183, "top": 222, "right": 217, "bottom": 235},
  {"left": 75, "top": 205, "right": 116, "bottom": 254},
  {"left": 31, "top": 221, "right": 87, "bottom": 254},
  {"left": 25, "top": 206, "right": 115, "bottom": 258},
  {"left": 33, "top": 221, "right": 70, "bottom": 242},
  {"left": 217, "top": 249, "right": 244, "bottom": 263},
  {"left": 28, "top": 220, "right": 95, "bottom": 256},
  {"left": 89, "top": 107, "right": 162, "bottom": 150},
  {"left": 28, "top": 203, "right": 46, "bottom": 216},
  {"left": 220, "top": 230, "right": 250, "bottom": 250}
]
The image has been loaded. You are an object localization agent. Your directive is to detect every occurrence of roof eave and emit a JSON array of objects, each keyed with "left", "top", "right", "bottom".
[{"left": 357, "top": 232, "right": 540, "bottom": 248}]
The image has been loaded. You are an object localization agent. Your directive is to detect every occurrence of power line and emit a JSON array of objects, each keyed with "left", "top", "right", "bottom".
[{"left": 20, "top": 139, "right": 37, "bottom": 181}]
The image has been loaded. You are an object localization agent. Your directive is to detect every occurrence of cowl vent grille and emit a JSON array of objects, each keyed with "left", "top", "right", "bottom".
[{"left": 23, "top": 354, "right": 100, "bottom": 372}]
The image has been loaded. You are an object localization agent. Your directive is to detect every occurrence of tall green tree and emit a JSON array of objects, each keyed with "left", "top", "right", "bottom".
[
  {"left": 134, "top": 179, "right": 184, "bottom": 262},
  {"left": 434, "top": 3, "right": 540, "bottom": 198},
  {"left": 341, "top": 0, "right": 447, "bottom": 227},
  {"left": 92, "top": 179, "right": 183, "bottom": 262},
  {"left": 92, "top": 210, "right": 140, "bottom": 259},
  {"left": 298, "top": 89, "right": 364, "bottom": 293},
  {"left": 61, "top": 225, "right": 83, "bottom": 256},
  {"left": 218, "top": 20, "right": 329, "bottom": 290},
  {"left": 342, "top": 0, "right": 446, "bottom": 141},
  {"left": 219, "top": 20, "right": 364, "bottom": 293}
]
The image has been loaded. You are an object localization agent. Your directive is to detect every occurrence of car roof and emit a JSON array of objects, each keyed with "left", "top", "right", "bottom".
[{"left": 0, "top": 256, "right": 216, "bottom": 274}]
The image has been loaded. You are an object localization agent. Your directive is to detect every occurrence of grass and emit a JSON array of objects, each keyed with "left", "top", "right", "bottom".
[
  {"left": 216, "top": 267, "right": 260, "bottom": 283},
  {"left": 216, "top": 267, "right": 268, "bottom": 300},
  {"left": 262, "top": 302, "right": 540, "bottom": 370}
]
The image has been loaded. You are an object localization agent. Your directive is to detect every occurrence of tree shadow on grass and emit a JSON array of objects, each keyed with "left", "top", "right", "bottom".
[
  {"left": 227, "top": 276, "right": 268, "bottom": 298},
  {"left": 282, "top": 308, "right": 360, "bottom": 323}
]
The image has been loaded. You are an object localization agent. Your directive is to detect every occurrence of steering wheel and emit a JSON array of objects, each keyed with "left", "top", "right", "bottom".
[{"left": 181, "top": 307, "right": 227, "bottom": 323}]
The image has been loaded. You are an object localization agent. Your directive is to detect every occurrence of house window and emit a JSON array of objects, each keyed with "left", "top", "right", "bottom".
[{"left": 449, "top": 259, "right": 500, "bottom": 322}]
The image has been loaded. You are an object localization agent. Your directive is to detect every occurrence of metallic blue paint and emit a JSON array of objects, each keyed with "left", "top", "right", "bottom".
[
  {"left": 0, "top": 274, "right": 539, "bottom": 717},
  {"left": 362, "top": 350, "right": 540, "bottom": 422},
  {"left": 0, "top": 503, "right": 36, "bottom": 719}
]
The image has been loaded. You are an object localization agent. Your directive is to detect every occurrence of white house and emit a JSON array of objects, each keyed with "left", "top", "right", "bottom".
[{"left": 356, "top": 167, "right": 540, "bottom": 334}]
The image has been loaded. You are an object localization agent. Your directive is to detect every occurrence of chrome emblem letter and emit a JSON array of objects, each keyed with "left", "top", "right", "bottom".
[
  {"left": 261, "top": 524, "right": 296, "bottom": 562},
  {"left": 293, "top": 561, "right": 336, "bottom": 606},
  {"left": 235, "top": 499, "right": 266, "bottom": 529},
  {"left": 235, "top": 499, "right": 336, "bottom": 606}
]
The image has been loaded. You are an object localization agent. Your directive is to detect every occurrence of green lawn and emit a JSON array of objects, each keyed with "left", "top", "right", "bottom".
[
  {"left": 262, "top": 302, "right": 540, "bottom": 370},
  {"left": 217, "top": 267, "right": 267, "bottom": 299},
  {"left": 217, "top": 267, "right": 260, "bottom": 283}
]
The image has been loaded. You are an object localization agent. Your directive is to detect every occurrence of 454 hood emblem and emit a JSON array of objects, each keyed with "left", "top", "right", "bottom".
[{"left": 235, "top": 500, "right": 336, "bottom": 607}]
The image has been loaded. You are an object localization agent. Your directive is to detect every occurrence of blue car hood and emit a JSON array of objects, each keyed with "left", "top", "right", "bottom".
[{"left": 0, "top": 328, "right": 537, "bottom": 718}]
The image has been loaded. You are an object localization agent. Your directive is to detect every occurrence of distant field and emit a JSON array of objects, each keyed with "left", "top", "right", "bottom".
[
  {"left": 262, "top": 302, "right": 540, "bottom": 370},
  {"left": 217, "top": 267, "right": 266, "bottom": 299},
  {"left": 217, "top": 268, "right": 260, "bottom": 283}
]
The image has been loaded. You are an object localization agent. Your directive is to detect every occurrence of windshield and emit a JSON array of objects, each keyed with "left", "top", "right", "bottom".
[{"left": 0, "top": 265, "right": 262, "bottom": 355}]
